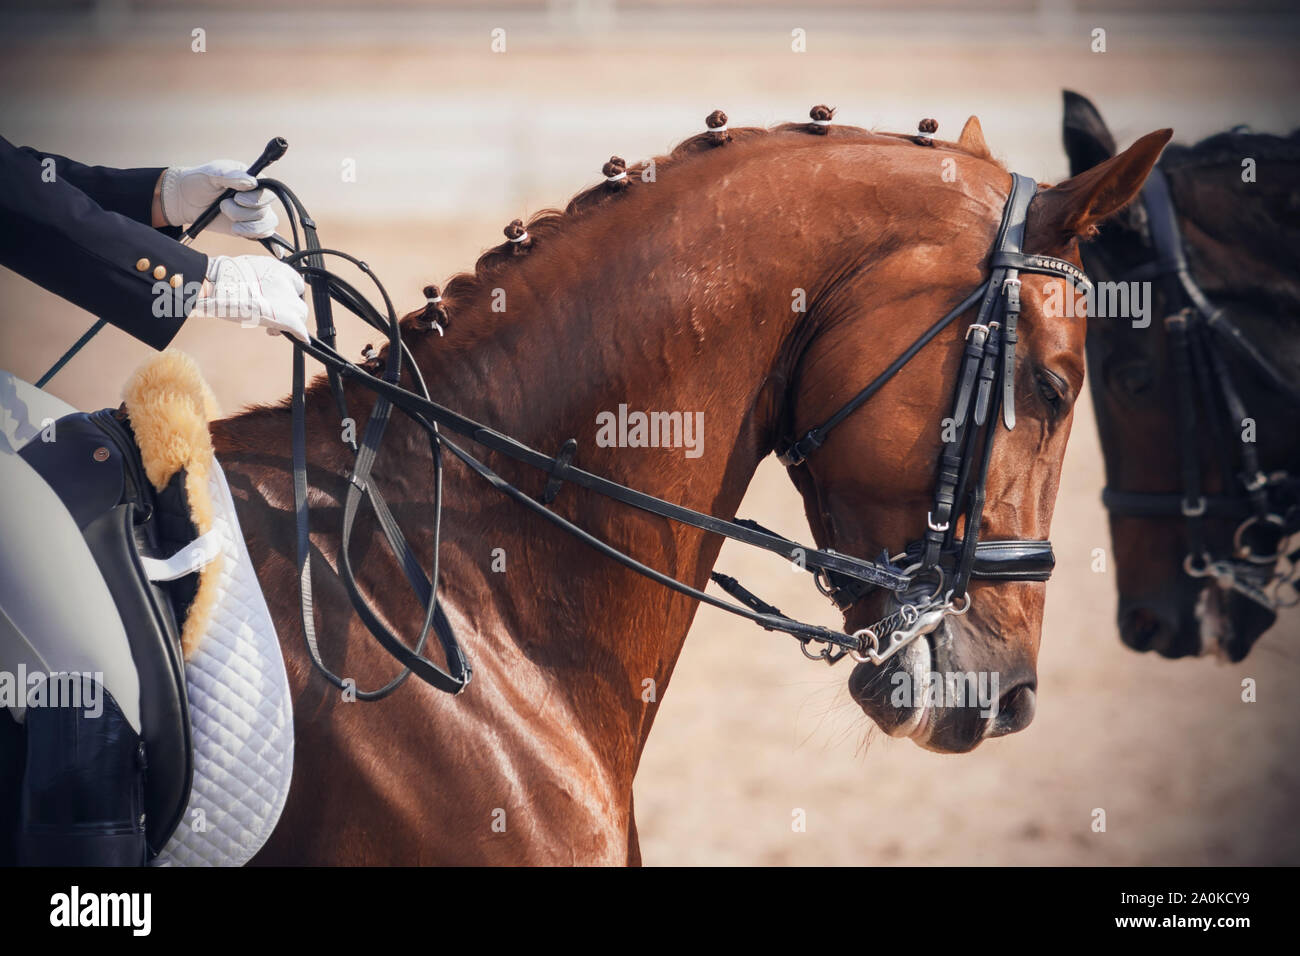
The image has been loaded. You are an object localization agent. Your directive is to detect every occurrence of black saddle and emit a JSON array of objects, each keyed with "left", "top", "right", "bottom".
[{"left": 17, "top": 407, "right": 196, "bottom": 858}]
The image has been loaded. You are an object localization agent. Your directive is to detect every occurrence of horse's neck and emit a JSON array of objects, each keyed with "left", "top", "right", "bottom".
[
  {"left": 1178, "top": 194, "right": 1300, "bottom": 469},
  {"left": 390, "top": 194, "right": 822, "bottom": 750},
  {"left": 222, "top": 140, "right": 929, "bottom": 780}
]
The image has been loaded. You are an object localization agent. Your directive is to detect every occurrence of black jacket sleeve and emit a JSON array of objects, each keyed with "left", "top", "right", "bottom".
[{"left": 0, "top": 136, "right": 208, "bottom": 350}]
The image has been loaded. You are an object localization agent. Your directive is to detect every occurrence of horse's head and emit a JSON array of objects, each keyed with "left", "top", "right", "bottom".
[
  {"left": 784, "top": 118, "right": 1169, "bottom": 752},
  {"left": 1063, "top": 91, "right": 1300, "bottom": 661}
]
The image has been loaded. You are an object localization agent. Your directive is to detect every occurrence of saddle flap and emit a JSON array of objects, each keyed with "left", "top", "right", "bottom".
[{"left": 20, "top": 408, "right": 195, "bottom": 855}]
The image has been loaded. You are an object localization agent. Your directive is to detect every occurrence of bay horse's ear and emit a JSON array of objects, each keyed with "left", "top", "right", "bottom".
[
  {"left": 958, "top": 116, "right": 993, "bottom": 159},
  {"left": 1062, "top": 90, "right": 1117, "bottom": 177},
  {"left": 1029, "top": 128, "right": 1173, "bottom": 248}
]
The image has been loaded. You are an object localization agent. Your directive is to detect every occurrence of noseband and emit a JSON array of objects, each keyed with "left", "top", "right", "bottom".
[
  {"left": 1098, "top": 167, "right": 1300, "bottom": 611},
  {"left": 759, "top": 173, "right": 1084, "bottom": 662}
]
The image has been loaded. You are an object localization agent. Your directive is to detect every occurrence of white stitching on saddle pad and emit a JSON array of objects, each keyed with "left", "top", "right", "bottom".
[{"left": 153, "top": 459, "right": 293, "bottom": 867}]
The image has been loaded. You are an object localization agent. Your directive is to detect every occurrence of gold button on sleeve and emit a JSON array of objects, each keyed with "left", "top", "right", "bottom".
[
  {"left": 152, "top": 265, "right": 166, "bottom": 280},
  {"left": 169, "top": 274, "right": 183, "bottom": 289},
  {"left": 135, "top": 258, "right": 150, "bottom": 272}
]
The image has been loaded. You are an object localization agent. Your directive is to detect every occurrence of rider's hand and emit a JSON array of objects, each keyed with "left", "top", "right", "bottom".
[
  {"left": 191, "top": 255, "right": 310, "bottom": 343},
  {"left": 158, "top": 160, "right": 279, "bottom": 239}
]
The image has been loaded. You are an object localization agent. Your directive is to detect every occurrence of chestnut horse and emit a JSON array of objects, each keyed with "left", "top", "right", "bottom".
[
  {"left": 1064, "top": 91, "right": 1300, "bottom": 661},
  {"left": 212, "top": 115, "right": 1166, "bottom": 864}
]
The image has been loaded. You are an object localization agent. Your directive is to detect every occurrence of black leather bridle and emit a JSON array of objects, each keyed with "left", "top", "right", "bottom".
[
  {"left": 765, "top": 172, "right": 1085, "bottom": 661},
  {"left": 40, "top": 157, "right": 1087, "bottom": 695},
  {"left": 1096, "top": 166, "right": 1300, "bottom": 611}
]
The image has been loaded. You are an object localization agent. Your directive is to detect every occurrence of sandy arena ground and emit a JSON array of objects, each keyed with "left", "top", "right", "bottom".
[{"left": 1, "top": 15, "right": 1297, "bottom": 864}]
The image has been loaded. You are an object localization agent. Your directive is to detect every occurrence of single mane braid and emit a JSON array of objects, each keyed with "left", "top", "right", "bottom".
[
  {"left": 808, "top": 104, "right": 835, "bottom": 135},
  {"left": 705, "top": 109, "right": 730, "bottom": 146},
  {"left": 503, "top": 218, "right": 531, "bottom": 255},
  {"left": 602, "top": 155, "right": 629, "bottom": 191},
  {"left": 914, "top": 118, "right": 939, "bottom": 147}
]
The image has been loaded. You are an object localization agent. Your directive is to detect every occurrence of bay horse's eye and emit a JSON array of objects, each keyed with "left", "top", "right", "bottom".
[{"left": 1108, "top": 360, "right": 1154, "bottom": 399}]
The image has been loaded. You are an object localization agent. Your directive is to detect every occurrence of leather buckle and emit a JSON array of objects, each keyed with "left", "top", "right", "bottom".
[
  {"left": 777, "top": 429, "right": 821, "bottom": 467},
  {"left": 539, "top": 438, "right": 578, "bottom": 505}
]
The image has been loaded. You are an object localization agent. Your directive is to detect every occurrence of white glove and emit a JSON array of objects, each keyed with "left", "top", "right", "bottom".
[
  {"left": 191, "top": 255, "right": 310, "bottom": 343},
  {"left": 160, "top": 160, "right": 279, "bottom": 239}
]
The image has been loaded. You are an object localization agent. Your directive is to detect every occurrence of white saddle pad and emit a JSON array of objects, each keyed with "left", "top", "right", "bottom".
[{"left": 154, "top": 459, "right": 293, "bottom": 867}]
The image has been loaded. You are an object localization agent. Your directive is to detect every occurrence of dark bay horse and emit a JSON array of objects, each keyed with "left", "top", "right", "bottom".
[
  {"left": 1064, "top": 91, "right": 1300, "bottom": 661},
  {"left": 212, "top": 114, "right": 1166, "bottom": 863}
]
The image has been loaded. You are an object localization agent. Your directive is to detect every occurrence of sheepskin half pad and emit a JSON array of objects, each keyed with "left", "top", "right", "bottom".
[{"left": 124, "top": 350, "right": 293, "bottom": 867}]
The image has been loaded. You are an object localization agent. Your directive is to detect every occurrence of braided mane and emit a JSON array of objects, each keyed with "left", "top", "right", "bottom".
[{"left": 408, "top": 117, "right": 999, "bottom": 334}]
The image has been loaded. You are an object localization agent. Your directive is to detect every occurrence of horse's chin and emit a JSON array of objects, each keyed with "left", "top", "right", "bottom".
[
  {"left": 1196, "top": 584, "right": 1229, "bottom": 658},
  {"left": 848, "top": 630, "right": 934, "bottom": 744},
  {"left": 848, "top": 617, "right": 1039, "bottom": 753},
  {"left": 848, "top": 629, "right": 994, "bottom": 753}
]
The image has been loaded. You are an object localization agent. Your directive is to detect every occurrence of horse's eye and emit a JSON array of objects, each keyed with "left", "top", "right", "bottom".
[
  {"left": 1036, "top": 371, "right": 1065, "bottom": 412},
  {"left": 1109, "top": 360, "right": 1154, "bottom": 398}
]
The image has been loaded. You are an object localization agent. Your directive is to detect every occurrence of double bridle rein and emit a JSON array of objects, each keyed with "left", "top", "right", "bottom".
[
  {"left": 41, "top": 149, "right": 1085, "bottom": 698},
  {"left": 1098, "top": 166, "right": 1300, "bottom": 613}
]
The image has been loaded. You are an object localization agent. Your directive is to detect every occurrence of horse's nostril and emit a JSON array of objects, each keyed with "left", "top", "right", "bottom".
[
  {"left": 988, "top": 683, "right": 1036, "bottom": 738},
  {"left": 1120, "top": 606, "right": 1169, "bottom": 652}
]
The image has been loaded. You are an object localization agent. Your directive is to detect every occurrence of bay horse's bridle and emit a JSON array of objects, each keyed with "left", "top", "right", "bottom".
[
  {"left": 41, "top": 150, "right": 1087, "bottom": 698},
  {"left": 1097, "top": 166, "right": 1300, "bottom": 612}
]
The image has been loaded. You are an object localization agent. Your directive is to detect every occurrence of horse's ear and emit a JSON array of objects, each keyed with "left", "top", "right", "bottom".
[
  {"left": 958, "top": 116, "right": 992, "bottom": 159},
  {"left": 1062, "top": 90, "right": 1116, "bottom": 177},
  {"left": 1029, "top": 128, "right": 1172, "bottom": 248}
]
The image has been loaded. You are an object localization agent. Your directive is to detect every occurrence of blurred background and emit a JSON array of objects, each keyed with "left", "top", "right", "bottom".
[{"left": 1, "top": 0, "right": 1298, "bottom": 864}]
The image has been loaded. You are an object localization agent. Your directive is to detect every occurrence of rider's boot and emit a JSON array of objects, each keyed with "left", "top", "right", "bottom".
[
  {"left": 16, "top": 679, "right": 147, "bottom": 866},
  {"left": 0, "top": 709, "right": 21, "bottom": 865}
]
